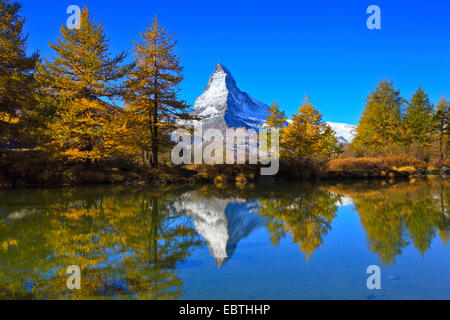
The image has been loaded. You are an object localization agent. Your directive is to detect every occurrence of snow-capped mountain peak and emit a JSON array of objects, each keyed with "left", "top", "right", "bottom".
[
  {"left": 190, "top": 64, "right": 357, "bottom": 145},
  {"left": 192, "top": 64, "right": 269, "bottom": 130}
]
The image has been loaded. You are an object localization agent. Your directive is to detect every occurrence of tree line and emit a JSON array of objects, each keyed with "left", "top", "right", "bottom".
[
  {"left": 1, "top": 0, "right": 448, "bottom": 175},
  {"left": 0, "top": 0, "right": 346, "bottom": 172},
  {"left": 0, "top": 2, "right": 194, "bottom": 167},
  {"left": 265, "top": 81, "right": 449, "bottom": 168},
  {"left": 351, "top": 80, "right": 449, "bottom": 164}
]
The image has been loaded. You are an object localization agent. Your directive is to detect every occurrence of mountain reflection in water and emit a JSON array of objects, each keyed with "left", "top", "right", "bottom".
[{"left": 0, "top": 178, "right": 448, "bottom": 299}]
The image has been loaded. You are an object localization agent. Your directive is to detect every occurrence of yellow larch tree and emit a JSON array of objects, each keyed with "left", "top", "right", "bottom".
[
  {"left": 0, "top": 0, "right": 38, "bottom": 145},
  {"left": 282, "top": 98, "right": 342, "bottom": 165},
  {"left": 124, "top": 16, "right": 194, "bottom": 167},
  {"left": 35, "top": 7, "right": 130, "bottom": 163},
  {"left": 265, "top": 101, "right": 287, "bottom": 130}
]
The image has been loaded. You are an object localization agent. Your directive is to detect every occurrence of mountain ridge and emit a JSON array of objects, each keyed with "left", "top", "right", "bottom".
[
  {"left": 191, "top": 63, "right": 269, "bottom": 131},
  {"left": 190, "top": 64, "right": 357, "bottom": 144}
]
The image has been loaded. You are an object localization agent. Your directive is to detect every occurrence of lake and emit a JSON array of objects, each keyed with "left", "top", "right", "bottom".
[{"left": 0, "top": 178, "right": 448, "bottom": 300}]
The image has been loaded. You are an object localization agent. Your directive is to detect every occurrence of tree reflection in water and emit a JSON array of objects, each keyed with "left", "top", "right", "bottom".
[
  {"left": 0, "top": 187, "right": 201, "bottom": 299},
  {"left": 256, "top": 183, "right": 340, "bottom": 261},
  {"left": 329, "top": 178, "right": 449, "bottom": 265},
  {"left": 0, "top": 178, "right": 448, "bottom": 299}
]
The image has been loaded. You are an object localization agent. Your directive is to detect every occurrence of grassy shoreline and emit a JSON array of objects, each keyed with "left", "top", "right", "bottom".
[{"left": 1, "top": 151, "right": 448, "bottom": 189}]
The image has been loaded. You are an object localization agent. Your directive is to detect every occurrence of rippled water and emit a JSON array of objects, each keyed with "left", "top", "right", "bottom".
[{"left": 0, "top": 178, "right": 448, "bottom": 300}]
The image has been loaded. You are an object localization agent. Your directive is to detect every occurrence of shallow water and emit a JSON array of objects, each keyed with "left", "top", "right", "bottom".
[{"left": 0, "top": 178, "right": 448, "bottom": 300}]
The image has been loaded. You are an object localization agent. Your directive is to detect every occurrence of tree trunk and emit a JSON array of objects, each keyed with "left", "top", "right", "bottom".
[
  {"left": 151, "top": 89, "right": 159, "bottom": 167},
  {"left": 151, "top": 142, "right": 159, "bottom": 167},
  {"left": 142, "top": 150, "right": 146, "bottom": 166}
]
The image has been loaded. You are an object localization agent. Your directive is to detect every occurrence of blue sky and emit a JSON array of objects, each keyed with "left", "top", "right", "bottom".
[{"left": 20, "top": 0, "right": 450, "bottom": 124}]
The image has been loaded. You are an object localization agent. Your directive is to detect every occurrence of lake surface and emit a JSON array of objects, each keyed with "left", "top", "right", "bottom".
[{"left": 0, "top": 178, "right": 449, "bottom": 300}]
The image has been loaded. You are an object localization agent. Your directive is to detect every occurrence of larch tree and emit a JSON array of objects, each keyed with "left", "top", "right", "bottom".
[
  {"left": 35, "top": 6, "right": 130, "bottom": 163},
  {"left": 352, "top": 80, "right": 404, "bottom": 156},
  {"left": 0, "top": 0, "right": 38, "bottom": 145},
  {"left": 124, "top": 16, "right": 192, "bottom": 167},
  {"left": 266, "top": 101, "right": 287, "bottom": 130},
  {"left": 109, "top": 106, "right": 152, "bottom": 165},
  {"left": 282, "top": 98, "right": 342, "bottom": 165},
  {"left": 434, "top": 96, "right": 449, "bottom": 164},
  {"left": 262, "top": 102, "right": 288, "bottom": 159},
  {"left": 403, "top": 87, "right": 434, "bottom": 157}
]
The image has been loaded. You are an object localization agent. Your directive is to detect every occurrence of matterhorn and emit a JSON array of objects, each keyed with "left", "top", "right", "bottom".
[
  {"left": 190, "top": 63, "right": 357, "bottom": 144},
  {"left": 172, "top": 191, "right": 263, "bottom": 267},
  {"left": 191, "top": 64, "right": 270, "bottom": 131}
]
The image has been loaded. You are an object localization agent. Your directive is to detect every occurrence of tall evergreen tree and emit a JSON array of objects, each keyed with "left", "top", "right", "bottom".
[
  {"left": 434, "top": 96, "right": 449, "bottom": 164},
  {"left": 0, "top": 0, "right": 38, "bottom": 144},
  {"left": 352, "top": 80, "right": 404, "bottom": 155},
  {"left": 35, "top": 7, "right": 130, "bottom": 162},
  {"left": 265, "top": 101, "right": 287, "bottom": 130},
  {"left": 282, "top": 98, "right": 342, "bottom": 165},
  {"left": 263, "top": 102, "right": 287, "bottom": 158},
  {"left": 404, "top": 87, "right": 434, "bottom": 153},
  {"left": 124, "top": 16, "right": 192, "bottom": 167}
]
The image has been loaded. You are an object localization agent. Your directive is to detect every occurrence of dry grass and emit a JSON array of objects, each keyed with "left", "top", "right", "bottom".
[
  {"left": 328, "top": 157, "right": 382, "bottom": 172},
  {"left": 380, "top": 155, "right": 427, "bottom": 169},
  {"left": 327, "top": 156, "right": 427, "bottom": 173}
]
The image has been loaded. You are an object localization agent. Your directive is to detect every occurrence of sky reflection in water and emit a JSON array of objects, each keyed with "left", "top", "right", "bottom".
[{"left": 0, "top": 178, "right": 448, "bottom": 299}]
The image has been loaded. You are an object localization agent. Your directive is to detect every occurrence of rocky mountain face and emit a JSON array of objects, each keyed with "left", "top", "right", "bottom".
[
  {"left": 191, "top": 64, "right": 357, "bottom": 144},
  {"left": 191, "top": 64, "right": 269, "bottom": 131}
]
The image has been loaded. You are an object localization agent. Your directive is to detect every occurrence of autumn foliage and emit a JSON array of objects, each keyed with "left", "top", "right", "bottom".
[
  {"left": 351, "top": 80, "right": 449, "bottom": 163},
  {"left": 0, "top": 0, "right": 449, "bottom": 187},
  {"left": 281, "top": 98, "right": 342, "bottom": 166},
  {"left": 35, "top": 7, "right": 130, "bottom": 163}
]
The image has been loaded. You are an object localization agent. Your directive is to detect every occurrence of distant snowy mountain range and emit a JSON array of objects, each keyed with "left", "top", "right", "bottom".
[
  {"left": 191, "top": 64, "right": 357, "bottom": 144},
  {"left": 325, "top": 122, "right": 357, "bottom": 145}
]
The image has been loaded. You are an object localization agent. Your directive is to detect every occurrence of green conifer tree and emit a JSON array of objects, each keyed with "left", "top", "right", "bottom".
[
  {"left": 403, "top": 87, "right": 434, "bottom": 157},
  {"left": 352, "top": 80, "right": 404, "bottom": 155},
  {"left": 434, "top": 96, "right": 449, "bottom": 164}
]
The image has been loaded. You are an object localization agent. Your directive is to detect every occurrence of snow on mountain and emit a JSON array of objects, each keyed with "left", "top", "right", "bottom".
[
  {"left": 173, "top": 194, "right": 230, "bottom": 266},
  {"left": 189, "top": 64, "right": 358, "bottom": 146},
  {"left": 172, "top": 191, "right": 263, "bottom": 267},
  {"left": 285, "top": 120, "right": 357, "bottom": 145},
  {"left": 326, "top": 122, "right": 357, "bottom": 145},
  {"left": 191, "top": 64, "right": 269, "bottom": 131}
]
